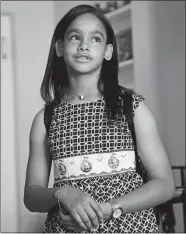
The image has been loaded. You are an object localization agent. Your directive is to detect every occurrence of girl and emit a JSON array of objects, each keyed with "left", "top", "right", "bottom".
[{"left": 24, "top": 4, "right": 175, "bottom": 233}]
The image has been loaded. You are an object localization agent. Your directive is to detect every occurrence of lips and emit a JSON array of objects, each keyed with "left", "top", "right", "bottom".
[{"left": 74, "top": 53, "right": 92, "bottom": 62}]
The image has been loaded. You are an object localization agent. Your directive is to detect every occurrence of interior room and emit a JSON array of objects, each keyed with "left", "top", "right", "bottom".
[{"left": 1, "top": 1, "right": 185, "bottom": 232}]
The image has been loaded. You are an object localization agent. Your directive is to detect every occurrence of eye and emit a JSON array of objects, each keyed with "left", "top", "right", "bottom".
[
  {"left": 70, "top": 35, "right": 80, "bottom": 41},
  {"left": 92, "top": 36, "right": 101, "bottom": 43}
]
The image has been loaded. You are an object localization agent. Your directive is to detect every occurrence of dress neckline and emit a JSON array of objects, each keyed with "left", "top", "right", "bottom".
[{"left": 60, "top": 97, "right": 105, "bottom": 106}]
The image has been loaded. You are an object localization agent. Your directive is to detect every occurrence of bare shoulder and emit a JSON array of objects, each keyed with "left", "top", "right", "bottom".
[
  {"left": 133, "top": 101, "right": 157, "bottom": 133},
  {"left": 30, "top": 108, "right": 46, "bottom": 143},
  {"left": 32, "top": 108, "right": 44, "bottom": 124}
]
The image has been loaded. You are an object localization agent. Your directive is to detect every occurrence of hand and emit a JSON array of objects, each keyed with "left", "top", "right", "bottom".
[
  {"left": 100, "top": 202, "right": 112, "bottom": 221},
  {"left": 59, "top": 187, "right": 103, "bottom": 231},
  {"left": 59, "top": 210, "right": 85, "bottom": 232}
]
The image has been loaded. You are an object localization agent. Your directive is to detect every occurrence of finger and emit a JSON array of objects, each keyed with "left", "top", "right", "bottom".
[
  {"left": 67, "top": 226, "right": 85, "bottom": 232},
  {"left": 90, "top": 200, "right": 103, "bottom": 222},
  {"left": 76, "top": 208, "right": 93, "bottom": 230},
  {"left": 59, "top": 211, "right": 83, "bottom": 229},
  {"left": 71, "top": 211, "right": 88, "bottom": 231},
  {"left": 64, "top": 220, "right": 82, "bottom": 229},
  {"left": 59, "top": 211, "right": 84, "bottom": 231},
  {"left": 59, "top": 211, "right": 74, "bottom": 223},
  {"left": 66, "top": 223, "right": 85, "bottom": 230},
  {"left": 63, "top": 220, "right": 82, "bottom": 230},
  {"left": 84, "top": 206, "right": 99, "bottom": 228}
]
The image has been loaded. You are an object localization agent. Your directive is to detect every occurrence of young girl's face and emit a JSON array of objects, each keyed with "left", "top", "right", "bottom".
[{"left": 61, "top": 13, "right": 113, "bottom": 75}]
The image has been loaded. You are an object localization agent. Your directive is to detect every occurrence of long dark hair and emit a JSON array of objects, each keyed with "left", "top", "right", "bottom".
[{"left": 40, "top": 4, "right": 123, "bottom": 121}]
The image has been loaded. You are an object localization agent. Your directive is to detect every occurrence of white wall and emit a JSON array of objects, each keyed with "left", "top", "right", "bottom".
[
  {"left": 1, "top": 1, "right": 55, "bottom": 232},
  {"left": 154, "top": 1, "right": 185, "bottom": 166},
  {"left": 1, "top": 14, "right": 18, "bottom": 232},
  {"left": 154, "top": 2, "right": 185, "bottom": 231},
  {"left": 132, "top": 1, "right": 163, "bottom": 132}
]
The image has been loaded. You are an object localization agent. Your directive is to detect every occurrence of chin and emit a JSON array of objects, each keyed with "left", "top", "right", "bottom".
[
  {"left": 72, "top": 64, "right": 100, "bottom": 75},
  {"left": 74, "top": 68, "right": 95, "bottom": 75}
]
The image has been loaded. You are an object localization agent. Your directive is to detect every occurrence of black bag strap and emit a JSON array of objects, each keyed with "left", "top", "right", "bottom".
[
  {"left": 123, "top": 90, "right": 147, "bottom": 182},
  {"left": 44, "top": 103, "right": 54, "bottom": 136}
]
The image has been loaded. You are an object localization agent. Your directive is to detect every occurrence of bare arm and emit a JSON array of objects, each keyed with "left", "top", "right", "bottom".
[
  {"left": 24, "top": 108, "right": 103, "bottom": 231},
  {"left": 101, "top": 101, "right": 175, "bottom": 216},
  {"left": 24, "top": 108, "right": 58, "bottom": 213}
]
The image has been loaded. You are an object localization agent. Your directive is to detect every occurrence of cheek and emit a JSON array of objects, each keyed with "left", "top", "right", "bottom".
[
  {"left": 93, "top": 42, "right": 106, "bottom": 51},
  {"left": 93, "top": 46, "right": 106, "bottom": 57},
  {"left": 63, "top": 46, "right": 76, "bottom": 58},
  {"left": 64, "top": 41, "right": 79, "bottom": 52}
]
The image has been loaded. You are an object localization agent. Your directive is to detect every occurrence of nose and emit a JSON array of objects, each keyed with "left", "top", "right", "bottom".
[{"left": 77, "top": 40, "right": 90, "bottom": 52}]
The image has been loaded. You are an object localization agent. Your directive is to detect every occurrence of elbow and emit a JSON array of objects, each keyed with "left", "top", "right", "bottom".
[
  {"left": 169, "top": 181, "right": 176, "bottom": 200},
  {"left": 24, "top": 195, "right": 35, "bottom": 212},
  {"left": 24, "top": 203, "right": 33, "bottom": 213},
  {"left": 24, "top": 187, "right": 37, "bottom": 212}
]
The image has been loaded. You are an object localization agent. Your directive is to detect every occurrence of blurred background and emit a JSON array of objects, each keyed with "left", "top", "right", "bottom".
[{"left": 1, "top": 1, "right": 185, "bottom": 232}]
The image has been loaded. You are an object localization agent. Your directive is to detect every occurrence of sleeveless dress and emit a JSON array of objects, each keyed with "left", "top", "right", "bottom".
[{"left": 43, "top": 90, "right": 159, "bottom": 233}]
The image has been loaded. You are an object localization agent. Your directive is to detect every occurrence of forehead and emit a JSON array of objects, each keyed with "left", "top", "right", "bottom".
[{"left": 66, "top": 13, "right": 107, "bottom": 36}]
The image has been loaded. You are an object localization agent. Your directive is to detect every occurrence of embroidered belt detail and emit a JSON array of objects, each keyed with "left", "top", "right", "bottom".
[{"left": 54, "top": 151, "right": 135, "bottom": 182}]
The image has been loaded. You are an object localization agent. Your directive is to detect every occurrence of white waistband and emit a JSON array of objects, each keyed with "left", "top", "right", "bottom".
[{"left": 53, "top": 150, "right": 135, "bottom": 182}]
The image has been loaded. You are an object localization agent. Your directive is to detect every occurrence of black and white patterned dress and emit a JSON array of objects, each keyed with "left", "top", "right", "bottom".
[{"left": 43, "top": 91, "right": 159, "bottom": 233}]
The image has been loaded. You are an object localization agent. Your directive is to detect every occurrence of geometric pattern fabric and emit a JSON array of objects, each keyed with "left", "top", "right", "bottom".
[{"left": 44, "top": 91, "right": 159, "bottom": 233}]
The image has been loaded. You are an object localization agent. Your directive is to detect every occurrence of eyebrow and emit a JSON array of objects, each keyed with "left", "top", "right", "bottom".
[
  {"left": 66, "top": 28, "right": 105, "bottom": 38},
  {"left": 92, "top": 30, "right": 105, "bottom": 38}
]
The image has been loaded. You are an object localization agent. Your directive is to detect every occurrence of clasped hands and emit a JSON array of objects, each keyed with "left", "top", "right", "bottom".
[{"left": 58, "top": 186, "right": 112, "bottom": 232}]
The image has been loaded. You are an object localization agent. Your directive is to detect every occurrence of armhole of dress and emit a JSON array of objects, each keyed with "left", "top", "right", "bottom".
[
  {"left": 132, "top": 93, "right": 145, "bottom": 118},
  {"left": 44, "top": 104, "right": 53, "bottom": 137}
]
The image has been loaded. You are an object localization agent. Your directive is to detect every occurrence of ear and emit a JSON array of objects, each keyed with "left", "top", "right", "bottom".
[
  {"left": 104, "top": 44, "right": 113, "bottom": 61},
  {"left": 55, "top": 39, "right": 63, "bottom": 57}
]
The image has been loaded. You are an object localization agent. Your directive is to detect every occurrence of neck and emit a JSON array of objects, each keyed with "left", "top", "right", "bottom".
[{"left": 67, "top": 71, "right": 101, "bottom": 95}]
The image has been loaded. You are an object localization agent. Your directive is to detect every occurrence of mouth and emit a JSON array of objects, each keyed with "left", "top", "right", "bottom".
[{"left": 74, "top": 54, "right": 92, "bottom": 62}]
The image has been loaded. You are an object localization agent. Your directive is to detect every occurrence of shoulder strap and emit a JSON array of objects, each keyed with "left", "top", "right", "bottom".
[
  {"left": 123, "top": 90, "right": 147, "bottom": 182},
  {"left": 44, "top": 104, "right": 54, "bottom": 136}
]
